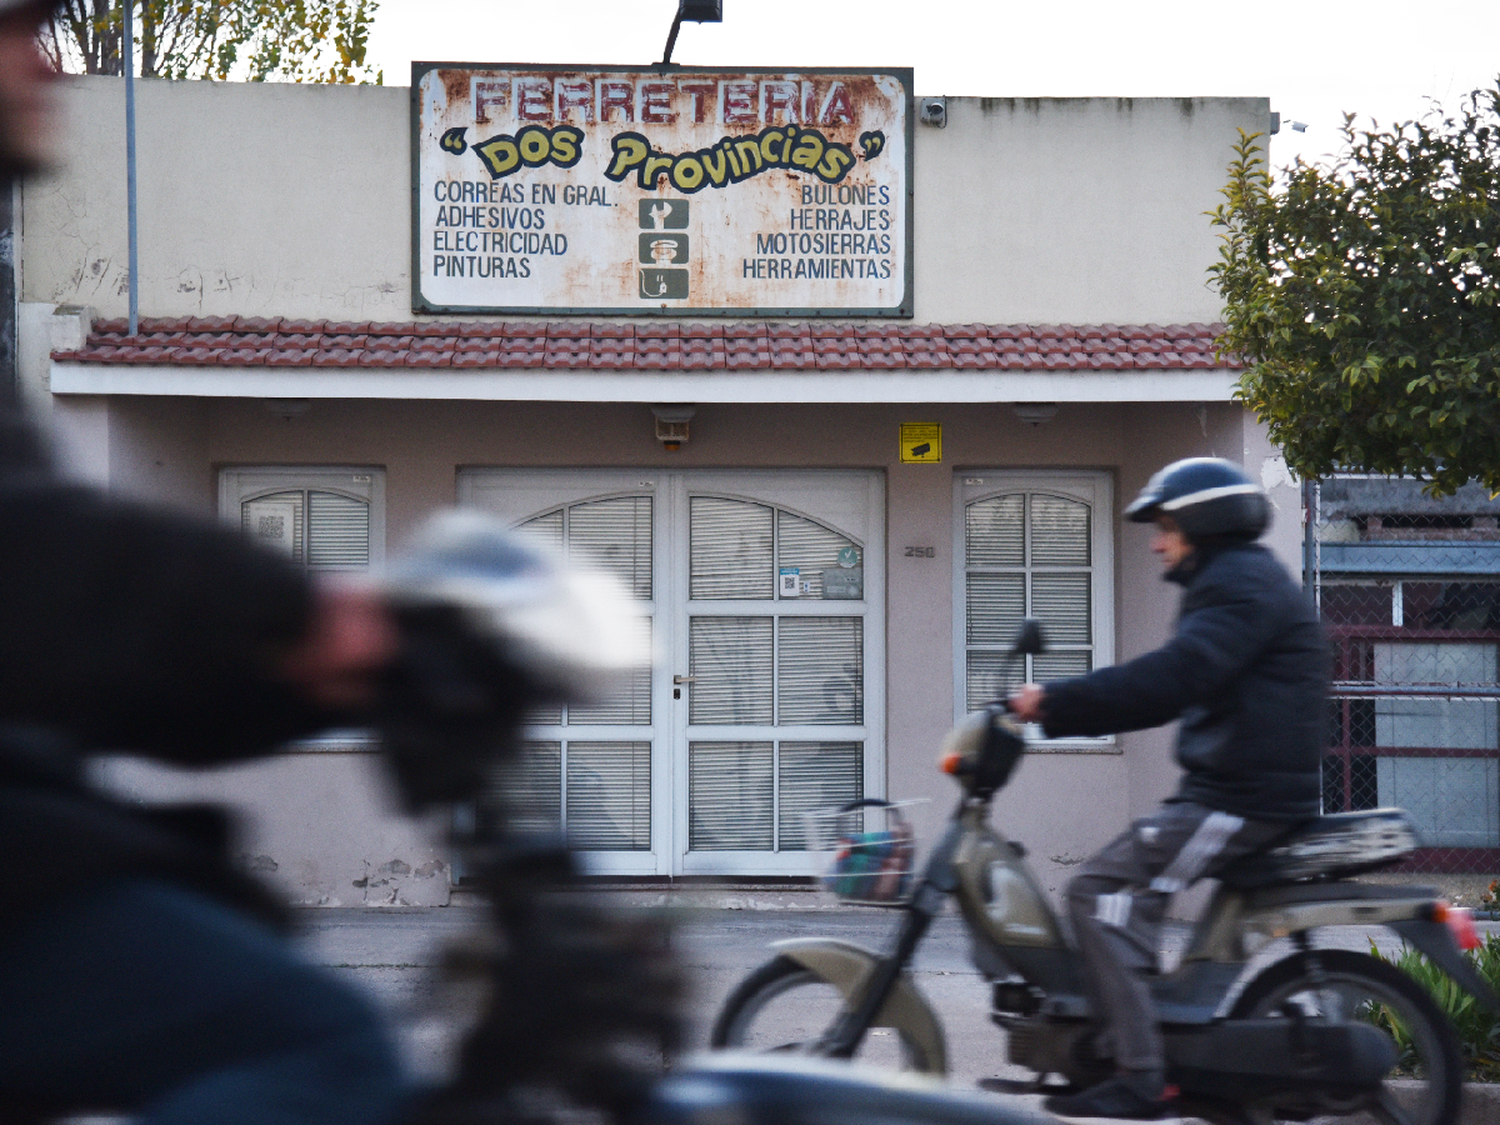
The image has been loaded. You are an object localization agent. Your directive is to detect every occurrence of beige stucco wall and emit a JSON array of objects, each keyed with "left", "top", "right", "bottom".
[
  {"left": 12, "top": 79, "right": 1293, "bottom": 904},
  {"left": 33, "top": 392, "right": 1289, "bottom": 900},
  {"left": 20, "top": 80, "right": 409, "bottom": 322},
  {"left": 19, "top": 81, "right": 1266, "bottom": 326},
  {"left": 914, "top": 97, "right": 1266, "bottom": 325}
]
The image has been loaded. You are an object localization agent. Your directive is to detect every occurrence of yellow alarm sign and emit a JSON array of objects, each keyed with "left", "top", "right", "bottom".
[{"left": 900, "top": 422, "right": 942, "bottom": 463}]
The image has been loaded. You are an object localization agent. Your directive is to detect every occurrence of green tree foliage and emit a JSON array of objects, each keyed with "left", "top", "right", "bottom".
[
  {"left": 40, "top": 0, "right": 381, "bottom": 83},
  {"left": 1209, "top": 89, "right": 1500, "bottom": 496}
]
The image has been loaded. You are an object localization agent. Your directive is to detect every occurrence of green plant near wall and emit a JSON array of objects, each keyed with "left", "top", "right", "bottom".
[{"left": 1367, "top": 935, "right": 1500, "bottom": 1081}]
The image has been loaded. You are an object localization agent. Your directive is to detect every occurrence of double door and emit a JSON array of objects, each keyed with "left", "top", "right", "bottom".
[{"left": 458, "top": 469, "right": 885, "bottom": 876}]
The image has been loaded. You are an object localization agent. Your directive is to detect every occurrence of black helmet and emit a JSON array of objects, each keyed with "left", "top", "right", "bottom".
[{"left": 1124, "top": 457, "right": 1270, "bottom": 541}]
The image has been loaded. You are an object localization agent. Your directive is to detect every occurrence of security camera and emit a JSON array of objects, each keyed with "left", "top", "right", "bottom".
[{"left": 919, "top": 98, "right": 946, "bottom": 128}]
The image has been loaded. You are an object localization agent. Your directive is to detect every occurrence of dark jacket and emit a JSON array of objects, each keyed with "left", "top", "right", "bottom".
[
  {"left": 1040, "top": 541, "right": 1329, "bottom": 821},
  {"left": 0, "top": 410, "right": 332, "bottom": 928}
]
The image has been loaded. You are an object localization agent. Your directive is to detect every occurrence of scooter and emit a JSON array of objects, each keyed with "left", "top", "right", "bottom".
[{"left": 709, "top": 620, "right": 1500, "bottom": 1125}]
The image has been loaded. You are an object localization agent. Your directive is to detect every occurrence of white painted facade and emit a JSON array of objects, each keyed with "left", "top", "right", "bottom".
[{"left": 14, "top": 78, "right": 1297, "bottom": 905}]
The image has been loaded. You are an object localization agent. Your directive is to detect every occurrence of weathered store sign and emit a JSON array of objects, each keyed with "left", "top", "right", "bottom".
[{"left": 411, "top": 65, "right": 913, "bottom": 317}]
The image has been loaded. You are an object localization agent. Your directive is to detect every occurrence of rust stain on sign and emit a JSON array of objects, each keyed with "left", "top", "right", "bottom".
[{"left": 412, "top": 65, "right": 912, "bottom": 317}]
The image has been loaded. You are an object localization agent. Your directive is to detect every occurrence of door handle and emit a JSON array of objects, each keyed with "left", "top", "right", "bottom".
[{"left": 673, "top": 675, "right": 697, "bottom": 684}]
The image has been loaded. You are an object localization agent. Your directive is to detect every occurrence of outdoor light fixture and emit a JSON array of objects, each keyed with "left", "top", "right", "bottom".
[
  {"left": 919, "top": 98, "right": 947, "bottom": 128},
  {"left": 652, "top": 404, "right": 696, "bottom": 451},
  {"left": 264, "top": 398, "right": 312, "bottom": 420},
  {"left": 1011, "top": 403, "right": 1058, "bottom": 426},
  {"left": 662, "top": 0, "right": 723, "bottom": 65}
]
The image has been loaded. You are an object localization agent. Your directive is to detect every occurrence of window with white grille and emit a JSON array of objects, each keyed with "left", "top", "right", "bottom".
[
  {"left": 220, "top": 467, "right": 384, "bottom": 573},
  {"left": 955, "top": 473, "right": 1113, "bottom": 741}
]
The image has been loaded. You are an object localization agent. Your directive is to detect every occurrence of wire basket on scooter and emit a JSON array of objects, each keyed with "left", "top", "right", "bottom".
[{"left": 805, "top": 798, "right": 920, "bottom": 906}]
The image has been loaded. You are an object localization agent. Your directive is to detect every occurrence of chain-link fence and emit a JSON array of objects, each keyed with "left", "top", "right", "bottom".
[{"left": 1309, "top": 477, "right": 1500, "bottom": 874}]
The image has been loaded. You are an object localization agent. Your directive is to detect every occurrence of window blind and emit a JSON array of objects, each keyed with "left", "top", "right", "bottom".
[
  {"left": 778, "top": 510, "right": 857, "bottom": 598},
  {"left": 689, "top": 741, "right": 774, "bottom": 850},
  {"left": 690, "top": 497, "right": 773, "bottom": 600},
  {"left": 569, "top": 617, "right": 653, "bottom": 725},
  {"left": 778, "top": 617, "right": 863, "bottom": 724},
  {"left": 517, "top": 509, "right": 565, "bottom": 557},
  {"left": 566, "top": 741, "right": 651, "bottom": 850},
  {"left": 689, "top": 616, "right": 773, "bottom": 725},
  {"left": 307, "top": 491, "right": 370, "bottom": 570},
  {"left": 777, "top": 741, "right": 862, "bottom": 849},
  {"left": 485, "top": 741, "right": 562, "bottom": 835},
  {"left": 967, "top": 573, "right": 1026, "bottom": 646},
  {"left": 569, "top": 496, "right": 653, "bottom": 599},
  {"left": 965, "top": 490, "right": 1095, "bottom": 711}
]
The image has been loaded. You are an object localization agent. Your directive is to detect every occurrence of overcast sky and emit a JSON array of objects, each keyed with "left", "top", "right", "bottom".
[{"left": 365, "top": 0, "right": 1500, "bottom": 171}]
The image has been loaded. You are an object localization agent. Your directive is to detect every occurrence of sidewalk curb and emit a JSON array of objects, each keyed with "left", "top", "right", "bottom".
[
  {"left": 453, "top": 883, "right": 849, "bottom": 912},
  {"left": 1464, "top": 1082, "right": 1500, "bottom": 1124}
]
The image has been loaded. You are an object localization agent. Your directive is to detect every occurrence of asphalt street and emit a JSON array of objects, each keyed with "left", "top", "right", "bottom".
[{"left": 291, "top": 895, "right": 1478, "bottom": 1122}]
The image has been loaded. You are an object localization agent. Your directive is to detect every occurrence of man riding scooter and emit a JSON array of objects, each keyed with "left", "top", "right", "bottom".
[{"left": 1009, "top": 457, "right": 1328, "bottom": 1122}]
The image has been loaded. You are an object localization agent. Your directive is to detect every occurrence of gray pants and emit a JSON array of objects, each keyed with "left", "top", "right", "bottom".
[{"left": 1065, "top": 801, "right": 1286, "bottom": 1073}]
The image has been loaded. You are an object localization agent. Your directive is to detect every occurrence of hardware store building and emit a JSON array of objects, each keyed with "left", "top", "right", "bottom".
[{"left": 14, "top": 73, "right": 1293, "bottom": 904}]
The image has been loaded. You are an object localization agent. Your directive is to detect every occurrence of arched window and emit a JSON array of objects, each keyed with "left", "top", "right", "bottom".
[
  {"left": 221, "top": 467, "right": 383, "bottom": 573},
  {"left": 957, "top": 473, "right": 1113, "bottom": 733}
]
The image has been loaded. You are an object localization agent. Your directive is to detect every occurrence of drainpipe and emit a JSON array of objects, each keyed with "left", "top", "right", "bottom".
[
  {"left": 1302, "top": 477, "right": 1313, "bottom": 601},
  {"left": 124, "top": 0, "right": 139, "bottom": 336},
  {"left": 1, "top": 176, "right": 15, "bottom": 405}
]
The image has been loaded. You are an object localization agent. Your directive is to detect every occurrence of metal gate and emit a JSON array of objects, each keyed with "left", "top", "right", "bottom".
[{"left": 1307, "top": 477, "right": 1500, "bottom": 874}]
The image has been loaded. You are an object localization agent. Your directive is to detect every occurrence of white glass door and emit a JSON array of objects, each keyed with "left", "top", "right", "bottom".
[{"left": 458, "top": 469, "right": 884, "bottom": 876}]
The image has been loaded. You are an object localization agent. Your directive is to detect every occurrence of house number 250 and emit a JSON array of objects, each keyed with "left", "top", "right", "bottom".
[{"left": 905, "top": 546, "right": 936, "bottom": 558}]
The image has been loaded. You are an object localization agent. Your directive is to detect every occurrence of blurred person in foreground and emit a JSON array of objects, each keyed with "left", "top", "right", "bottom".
[
  {"left": 0, "top": 2, "right": 409, "bottom": 1121},
  {"left": 1009, "top": 458, "right": 1328, "bottom": 1123}
]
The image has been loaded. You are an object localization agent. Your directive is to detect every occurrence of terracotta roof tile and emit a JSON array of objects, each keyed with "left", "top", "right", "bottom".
[
  {"left": 184, "top": 316, "right": 236, "bottom": 332},
  {"left": 56, "top": 320, "right": 1235, "bottom": 374},
  {"left": 636, "top": 323, "right": 681, "bottom": 339},
  {"left": 233, "top": 316, "right": 282, "bottom": 332},
  {"left": 413, "top": 321, "right": 464, "bottom": 338}
]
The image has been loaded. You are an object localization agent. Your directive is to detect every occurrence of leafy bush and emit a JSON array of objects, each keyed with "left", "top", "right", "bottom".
[{"left": 1368, "top": 934, "right": 1500, "bottom": 1081}]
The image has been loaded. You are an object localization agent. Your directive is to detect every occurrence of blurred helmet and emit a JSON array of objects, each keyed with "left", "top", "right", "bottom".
[
  {"left": 0, "top": 0, "right": 58, "bottom": 16},
  {"left": 1124, "top": 457, "right": 1270, "bottom": 541}
]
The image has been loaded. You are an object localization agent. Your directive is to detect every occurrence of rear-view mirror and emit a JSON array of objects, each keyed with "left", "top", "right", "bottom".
[{"left": 1012, "top": 618, "right": 1046, "bottom": 657}]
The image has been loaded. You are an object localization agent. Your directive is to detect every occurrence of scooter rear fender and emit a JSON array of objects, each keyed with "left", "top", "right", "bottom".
[{"left": 770, "top": 938, "right": 948, "bottom": 1074}]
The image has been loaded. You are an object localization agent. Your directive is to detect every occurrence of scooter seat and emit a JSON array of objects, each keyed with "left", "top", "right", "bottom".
[{"left": 1214, "top": 808, "right": 1419, "bottom": 887}]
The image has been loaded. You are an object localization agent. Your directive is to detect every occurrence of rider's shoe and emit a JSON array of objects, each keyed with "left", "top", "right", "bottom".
[{"left": 1042, "top": 1071, "right": 1176, "bottom": 1122}]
